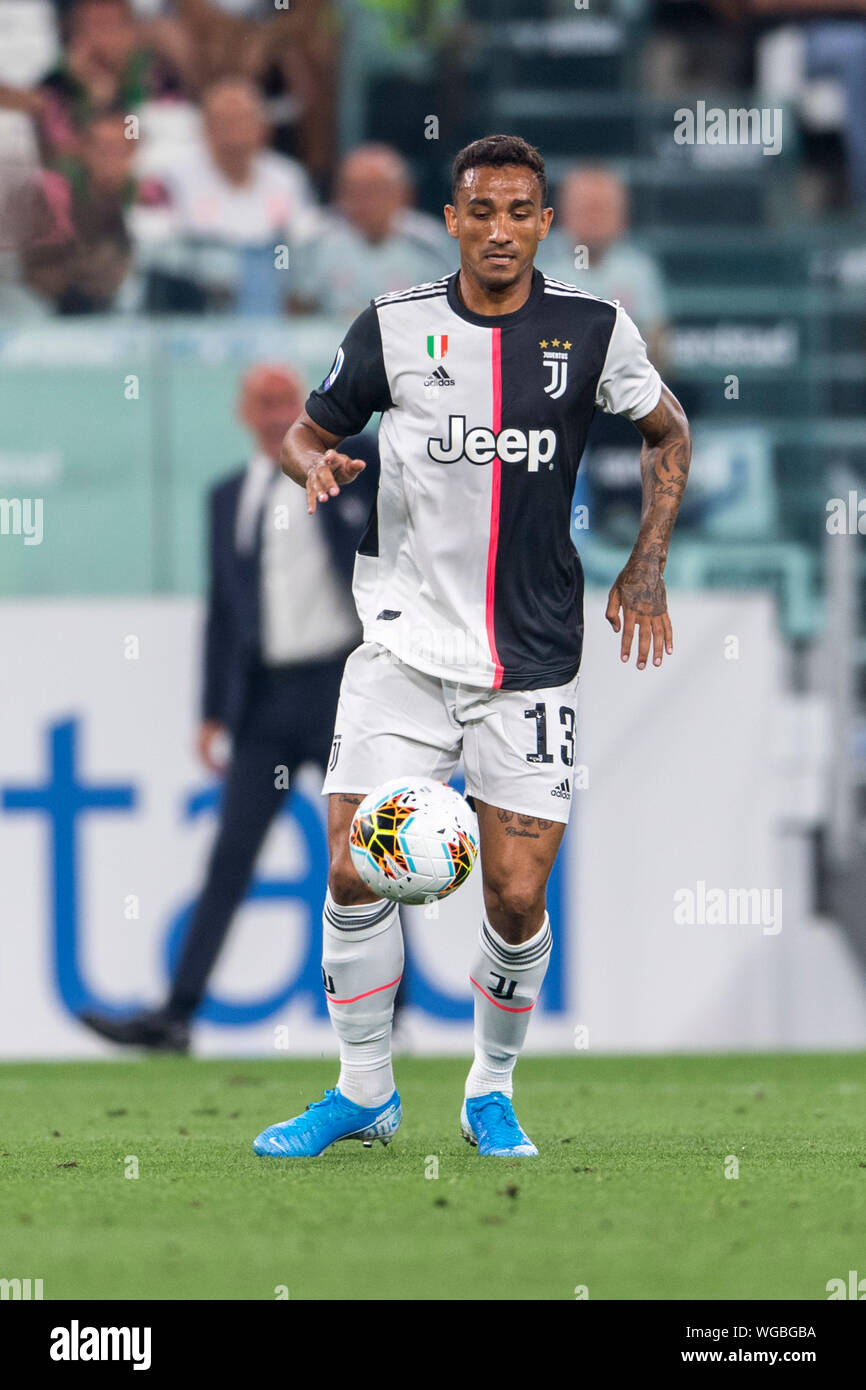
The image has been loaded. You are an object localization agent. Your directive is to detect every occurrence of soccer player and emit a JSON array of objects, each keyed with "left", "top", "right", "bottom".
[{"left": 253, "top": 134, "right": 691, "bottom": 1159}]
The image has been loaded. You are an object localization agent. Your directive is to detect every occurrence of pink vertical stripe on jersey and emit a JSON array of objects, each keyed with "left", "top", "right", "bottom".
[{"left": 484, "top": 327, "right": 505, "bottom": 688}]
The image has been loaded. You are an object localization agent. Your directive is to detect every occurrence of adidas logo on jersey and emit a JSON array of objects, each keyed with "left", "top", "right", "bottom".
[
  {"left": 423, "top": 364, "right": 455, "bottom": 389},
  {"left": 550, "top": 778, "right": 571, "bottom": 800}
]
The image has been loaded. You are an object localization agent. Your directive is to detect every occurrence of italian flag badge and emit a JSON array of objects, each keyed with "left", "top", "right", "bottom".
[{"left": 427, "top": 334, "right": 448, "bottom": 360}]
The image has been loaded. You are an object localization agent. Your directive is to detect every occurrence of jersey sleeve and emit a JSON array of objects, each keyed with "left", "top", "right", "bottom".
[
  {"left": 594, "top": 303, "right": 662, "bottom": 421},
  {"left": 304, "top": 304, "right": 393, "bottom": 438}
]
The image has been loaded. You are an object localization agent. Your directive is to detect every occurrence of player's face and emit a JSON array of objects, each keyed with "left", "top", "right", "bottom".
[{"left": 445, "top": 165, "right": 553, "bottom": 293}]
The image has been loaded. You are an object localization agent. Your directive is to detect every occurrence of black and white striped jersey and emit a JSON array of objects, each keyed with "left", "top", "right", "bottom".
[{"left": 305, "top": 266, "right": 661, "bottom": 691}]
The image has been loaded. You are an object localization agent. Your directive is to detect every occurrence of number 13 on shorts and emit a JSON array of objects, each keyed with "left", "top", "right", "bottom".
[{"left": 523, "top": 701, "right": 576, "bottom": 767}]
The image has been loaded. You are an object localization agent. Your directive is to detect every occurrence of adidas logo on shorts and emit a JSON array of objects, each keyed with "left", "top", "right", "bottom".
[{"left": 550, "top": 778, "right": 571, "bottom": 800}]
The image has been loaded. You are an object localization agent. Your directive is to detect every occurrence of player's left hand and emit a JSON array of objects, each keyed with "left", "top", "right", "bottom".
[{"left": 606, "top": 566, "right": 673, "bottom": 669}]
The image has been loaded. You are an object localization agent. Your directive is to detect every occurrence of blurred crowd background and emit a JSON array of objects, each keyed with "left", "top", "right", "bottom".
[
  {"left": 3, "top": 0, "right": 866, "bottom": 318},
  {"left": 1, "top": 0, "right": 865, "bottom": 1019}
]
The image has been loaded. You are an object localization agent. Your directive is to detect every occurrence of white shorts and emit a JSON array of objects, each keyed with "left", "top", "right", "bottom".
[{"left": 322, "top": 641, "right": 580, "bottom": 823}]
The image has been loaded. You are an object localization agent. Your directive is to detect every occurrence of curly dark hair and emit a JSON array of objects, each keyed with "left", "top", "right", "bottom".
[{"left": 451, "top": 134, "right": 548, "bottom": 206}]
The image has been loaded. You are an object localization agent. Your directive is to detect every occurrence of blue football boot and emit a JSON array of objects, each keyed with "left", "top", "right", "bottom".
[
  {"left": 460, "top": 1092, "right": 538, "bottom": 1157},
  {"left": 253, "top": 1087, "right": 401, "bottom": 1157}
]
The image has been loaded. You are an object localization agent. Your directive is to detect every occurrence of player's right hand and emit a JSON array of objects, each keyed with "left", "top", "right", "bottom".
[{"left": 305, "top": 449, "right": 366, "bottom": 514}]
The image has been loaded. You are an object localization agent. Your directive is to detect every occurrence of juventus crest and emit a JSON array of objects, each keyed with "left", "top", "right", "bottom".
[
  {"left": 544, "top": 358, "right": 569, "bottom": 399},
  {"left": 539, "top": 339, "right": 571, "bottom": 400}
]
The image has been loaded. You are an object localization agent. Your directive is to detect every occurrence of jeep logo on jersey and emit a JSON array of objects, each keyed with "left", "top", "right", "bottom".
[{"left": 427, "top": 416, "right": 557, "bottom": 471}]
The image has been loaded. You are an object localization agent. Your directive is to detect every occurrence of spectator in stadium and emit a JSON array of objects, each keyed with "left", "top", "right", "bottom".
[
  {"left": 21, "top": 109, "right": 143, "bottom": 312},
  {"left": 142, "top": 75, "right": 319, "bottom": 312},
  {"left": 164, "top": 0, "right": 340, "bottom": 185},
  {"left": 0, "top": 0, "right": 186, "bottom": 166},
  {"left": 79, "top": 362, "right": 381, "bottom": 1052},
  {"left": 291, "top": 143, "right": 456, "bottom": 322},
  {"left": 537, "top": 165, "right": 669, "bottom": 367},
  {"left": 0, "top": 166, "right": 75, "bottom": 318}
]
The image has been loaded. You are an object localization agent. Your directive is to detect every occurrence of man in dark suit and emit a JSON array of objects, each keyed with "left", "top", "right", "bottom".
[{"left": 80, "top": 362, "right": 379, "bottom": 1050}]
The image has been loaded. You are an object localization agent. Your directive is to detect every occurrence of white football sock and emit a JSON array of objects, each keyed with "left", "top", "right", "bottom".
[
  {"left": 322, "top": 887, "right": 403, "bottom": 1108},
  {"left": 465, "top": 913, "right": 552, "bottom": 1099}
]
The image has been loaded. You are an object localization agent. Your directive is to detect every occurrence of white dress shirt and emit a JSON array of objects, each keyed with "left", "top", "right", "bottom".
[{"left": 236, "top": 454, "right": 359, "bottom": 665}]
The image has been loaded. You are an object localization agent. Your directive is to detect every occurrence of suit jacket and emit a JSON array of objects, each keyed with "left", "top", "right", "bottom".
[{"left": 202, "top": 431, "right": 380, "bottom": 733}]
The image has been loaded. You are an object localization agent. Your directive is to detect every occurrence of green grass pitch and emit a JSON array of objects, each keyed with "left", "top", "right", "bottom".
[{"left": 1, "top": 1053, "right": 864, "bottom": 1301}]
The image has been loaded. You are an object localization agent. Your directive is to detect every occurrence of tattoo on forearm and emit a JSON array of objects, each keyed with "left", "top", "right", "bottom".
[
  {"left": 617, "top": 393, "right": 692, "bottom": 615},
  {"left": 651, "top": 437, "right": 690, "bottom": 504},
  {"left": 338, "top": 794, "right": 364, "bottom": 806}
]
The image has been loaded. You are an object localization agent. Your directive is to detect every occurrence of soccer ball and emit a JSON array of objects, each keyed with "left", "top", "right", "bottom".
[{"left": 349, "top": 778, "right": 479, "bottom": 905}]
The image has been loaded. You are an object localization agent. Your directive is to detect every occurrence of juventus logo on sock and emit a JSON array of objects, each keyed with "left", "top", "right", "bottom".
[{"left": 328, "top": 735, "right": 342, "bottom": 772}]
